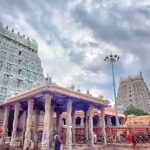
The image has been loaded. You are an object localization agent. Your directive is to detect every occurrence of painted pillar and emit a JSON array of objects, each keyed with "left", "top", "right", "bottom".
[
  {"left": 0, "top": 106, "right": 10, "bottom": 145},
  {"left": 41, "top": 94, "right": 52, "bottom": 150},
  {"left": 85, "top": 110, "right": 89, "bottom": 140},
  {"left": 72, "top": 111, "right": 76, "bottom": 146},
  {"left": 23, "top": 100, "right": 34, "bottom": 150},
  {"left": 66, "top": 100, "right": 72, "bottom": 150},
  {"left": 10, "top": 103, "right": 20, "bottom": 146},
  {"left": 89, "top": 106, "right": 94, "bottom": 147},
  {"left": 101, "top": 108, "right": 107, "bottom": 145}
]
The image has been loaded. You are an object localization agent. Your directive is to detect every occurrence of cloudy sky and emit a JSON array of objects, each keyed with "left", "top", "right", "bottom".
[{"left": 0, "top": 0, "right": 150, "bottom": 102}]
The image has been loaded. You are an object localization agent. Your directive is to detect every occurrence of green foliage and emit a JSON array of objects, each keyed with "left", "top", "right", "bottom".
[{"left": 124, "top": 105, "right": 149, "bottom": 116}]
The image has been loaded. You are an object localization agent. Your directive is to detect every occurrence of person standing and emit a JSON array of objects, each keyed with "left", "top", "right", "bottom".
[
  {"left": 127, "top": 132, "right": 132, "bottom": 143},
  {"left": 132, "top": 133, "right": 136, "bottom": 147},
  {"left": 54, "top": 135, "right": 61, "bottom": 150}
]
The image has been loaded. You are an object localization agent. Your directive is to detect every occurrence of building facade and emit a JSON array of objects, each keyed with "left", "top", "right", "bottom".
[
  {"left": 117, "top": 72, "right": 150, "bottom": 114},
  {"left": 0, "top": 23, "right": 44, "bottom": 102}
]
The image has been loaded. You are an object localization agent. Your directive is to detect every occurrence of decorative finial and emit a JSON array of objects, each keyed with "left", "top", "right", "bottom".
[
  {"left": 45, "top": 73, "right": 52, "bottom": 86},
  {"left": 77, "top": 85, "right": 80, "bottom": 93},
  {"left": 86, "top": 90, "right": 90, "bottom": 95},
  {"left": 70, "top": 84, "right": 75, "bottom": 90}
]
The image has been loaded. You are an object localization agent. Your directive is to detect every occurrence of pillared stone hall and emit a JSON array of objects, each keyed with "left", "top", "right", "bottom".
[{"left": 0, "top": 80, "right": 125, "bottom": 150}]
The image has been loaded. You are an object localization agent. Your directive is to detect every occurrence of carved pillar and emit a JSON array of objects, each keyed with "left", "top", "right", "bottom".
[
  {"left": 99, "top": 115, "right": 103, "bottom": 128},
  {"left": 56, "top": 112, "right": 61, "bottom": 133},
  {"left": 21, "top": 111, "right": 27, "bottom": 147},
  {"left": 23, "top": 100, "right": 34, "bottom": 150},
  {"left": 0, "top": 106, "right": 10, "bottom": 145},
  {"left": 10, "top": 103, "right": 20, "bottom": 146},
  {"left": 107, "top": 116, "right": 112, "bottom": 127},
  {"left": 80, "top": 117, "right": 84, "bottom": 128},
  {"left": 49, "top": 106, "right": 54, "bottom": 146},
  {"left": 101, "top": 108, "right": 106, "bottom": 145},
  {"left": 72, "top": 111, "right": 76, "bottom": 145},
  {"left": 66, "top": 100, "right": 72, "bottom": 150},
  {"left": 41, "top": 94, "right": 52, "bottom": 150},
  {"left": 89, "top": 106, "right": 94, "bottom": 147},
  {"left": 85, "top": 110, "right": 89, "bottom": 140},
  {"left": 33, "top": 110, "right": 39, "bottom": 149}
]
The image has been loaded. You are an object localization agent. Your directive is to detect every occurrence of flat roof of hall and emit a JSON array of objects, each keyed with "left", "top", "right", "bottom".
[{"left": 0, "top": 85, "right": 108, "bottom": 110}]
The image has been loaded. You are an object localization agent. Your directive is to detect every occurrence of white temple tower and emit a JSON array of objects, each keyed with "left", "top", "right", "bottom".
[
  {"left": 0, "top": 23, "right": 44, "bottom": 102},
  {"left": 117, "top": 72, "right": 150, "bottom": 114}
]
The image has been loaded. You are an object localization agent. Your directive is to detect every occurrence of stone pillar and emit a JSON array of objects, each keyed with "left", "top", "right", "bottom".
[
  {"left": 33, "top": 110, "right": 39, "bottom": 149},
  {"left": 0, "top": 106, "right": 10, "bottom": 145},
  {"left": 66, "top": 100, "right": 72, "bottom": 150},
  {"left": 23, "top": 100, "right": 34, "bottom": 150},
  {"left": 56, "top": 112, "right": 60, "bottom": 133},
  {"left": 89, "top": 106, "right": 94, "bottom": 147},
  {"left": 10, "top": 103, "right": 20, "bottom": 146},
  {"left": 80, "top": 117, "right": 84, "bottom": 128},
  {"left": 21, "top": 111, "right": 27, "bottom": 147},
  {"left": 85, "top": 110, "right": 89, "bottom": 140},
  {"left": 49, "top": 106, "right": 54, "bottom": 146},
  {"left": 107, "top": 116, "right": 112, "bottom": 127},
  {"left": 41, "top": 94, "right": 52, "bottom": 150},
  {"left": 99, "top": 115, "right": 103, "bottom": 127},
  {"left": 101, "top": 108, "right": 107, "bottom": 145},
  {"left": 72, "top": 111, "right": 76, "bottom": 145}
]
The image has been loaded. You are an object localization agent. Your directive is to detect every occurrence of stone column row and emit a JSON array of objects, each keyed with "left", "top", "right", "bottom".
[
  {"left": 10, "top": 102, "right": 20, "bottom": 147},
  {"left": 0, "top": 106, "right": 10, "bottom": 145}
]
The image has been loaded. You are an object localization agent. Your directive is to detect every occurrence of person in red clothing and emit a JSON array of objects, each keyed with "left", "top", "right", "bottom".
[
  {"left": 0, "top": 127, "right": 2, "bottom": 138},
  {"left": 127, "top": 133, "right": 133, "bottom": 143}
]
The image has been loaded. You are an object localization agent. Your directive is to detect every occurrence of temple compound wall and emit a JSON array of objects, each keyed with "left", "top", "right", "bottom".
[
  {"left": 117, "top": 72, "right": 150, "bottom": 114},
  {"left": 0, "top": 23, "right": 44, "bottom": 102},
  {"left": 0, "top": 85, "right": 109, "bottom": 150}
]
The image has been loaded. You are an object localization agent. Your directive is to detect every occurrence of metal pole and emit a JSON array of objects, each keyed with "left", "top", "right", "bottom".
[{"left": 111, "top": 61, "right": 119, "bottom": 127}]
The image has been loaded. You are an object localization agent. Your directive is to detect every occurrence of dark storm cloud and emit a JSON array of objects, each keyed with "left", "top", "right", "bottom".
[
  {"left": 0, "top": 0, "right": 150, "bottom": 99},
  {"left": 70, "top": 0, "right": 150, "bottom": 82},
  {"left": 68, "top": 49, "right": 85, "bottom": 64}
]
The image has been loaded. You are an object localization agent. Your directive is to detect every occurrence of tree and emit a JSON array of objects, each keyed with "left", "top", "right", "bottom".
[{"left": 124, "top": 105, "right": 149, "bottom": 116}]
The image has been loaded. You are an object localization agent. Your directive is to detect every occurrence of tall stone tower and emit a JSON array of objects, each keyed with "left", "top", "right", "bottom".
[
  {"left": 117, "top": 72, "right": 150, "bottom": 114},
  {"left": 0, "top": 23, "right": 44, "bottom": 102}
]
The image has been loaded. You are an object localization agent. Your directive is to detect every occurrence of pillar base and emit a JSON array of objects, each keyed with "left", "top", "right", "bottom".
[{"left": 66, "top": 145, "right": 73, "bottom": 150}]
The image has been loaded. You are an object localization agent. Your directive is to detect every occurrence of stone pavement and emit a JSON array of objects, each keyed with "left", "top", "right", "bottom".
[{"left": 0, "top": 143, "right": 150, "bottom": 150}]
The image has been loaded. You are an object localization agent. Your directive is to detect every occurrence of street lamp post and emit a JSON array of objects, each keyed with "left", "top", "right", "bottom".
[{"left": 104, "top": 54, "right": 120, "bottom": 127}]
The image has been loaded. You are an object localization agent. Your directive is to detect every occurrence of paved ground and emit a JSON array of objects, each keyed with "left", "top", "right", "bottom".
[
  {"left": 73, "top": 143, "right": 150, "bottom": 150},
  {"left": 1, "top": 143, "right": 150, "bottom": 150}
]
